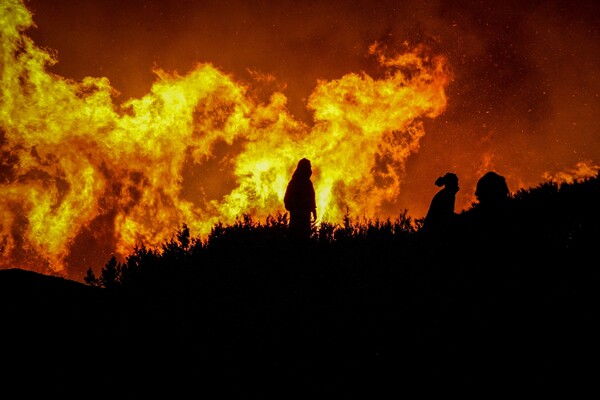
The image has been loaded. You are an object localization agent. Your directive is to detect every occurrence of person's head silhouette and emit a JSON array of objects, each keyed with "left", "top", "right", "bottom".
[
  {"left": 475, "top": 171, "right": 509, "bottom": 207},
  {"left": 293, "top": 158, "right": 312, "bottom": 180},
  {"left": 435, "top": 172, "right": 459, "bottom": 192}
]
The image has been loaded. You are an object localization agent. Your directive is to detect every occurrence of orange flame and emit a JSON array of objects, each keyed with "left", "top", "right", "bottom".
[
  {"left": 542, "top": 161, "right": 600, "bottom": 186},
  {"left": 0, "top": 0, "right": 451, "bottom": 279}
]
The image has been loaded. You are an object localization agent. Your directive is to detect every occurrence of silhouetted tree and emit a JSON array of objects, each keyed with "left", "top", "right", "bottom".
[
  {"left": 100, "top": 255, "right": 121, "bottom": 290},
  {"left": 83, "top": 267, "right": 101, "bottom": 287}
]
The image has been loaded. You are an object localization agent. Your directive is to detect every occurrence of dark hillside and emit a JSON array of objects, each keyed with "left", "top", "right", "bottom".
[
  {"left": 0, "top": 268, "right": 111, "bottom": 389},
  {"left": 1, "top": 175, "right": 599, "bottom": 395}
]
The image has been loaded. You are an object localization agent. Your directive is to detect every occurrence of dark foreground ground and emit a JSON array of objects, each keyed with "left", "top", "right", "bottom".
[
  {"left": 3, "top": 175, "right": 600, "bottom": 396},
  {"left": 1, "top": 240, "right": 598, "bottom": 397}
]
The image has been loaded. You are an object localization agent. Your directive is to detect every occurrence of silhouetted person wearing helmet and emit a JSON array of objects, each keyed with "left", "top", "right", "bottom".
[
  {"left": 284, "top": 158, "right": 317, "bottom": 241},
  {"left": 422, "top": 172, "right": 460, "bottom": 235},
  {"left": 472, "top": 171, "right": 510, "bottom": 230},
  {"left": 459, "top": 170, "right": 513, "bottom": 263},
  {"left": 475, "top": 171, "right": 510, "bottom": 210}
]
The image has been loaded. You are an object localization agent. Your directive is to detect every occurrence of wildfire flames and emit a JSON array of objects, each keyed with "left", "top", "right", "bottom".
[{"left": 1, "top": 1, "right": 450, "bottom": 279}]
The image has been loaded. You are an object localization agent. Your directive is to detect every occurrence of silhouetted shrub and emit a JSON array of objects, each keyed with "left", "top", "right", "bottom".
[{"left": 75, "top": 173, "right": 600, "bottom": 391}]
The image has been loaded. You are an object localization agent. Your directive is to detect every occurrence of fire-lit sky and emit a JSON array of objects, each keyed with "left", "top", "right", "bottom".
[{"left": 2, "top": 0, "right": 599, "bottom": 281}]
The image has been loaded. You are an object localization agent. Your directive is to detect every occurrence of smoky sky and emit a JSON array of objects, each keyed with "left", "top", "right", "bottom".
[{"left": 22, "top": 0, "right": 600, "bottom": 216}]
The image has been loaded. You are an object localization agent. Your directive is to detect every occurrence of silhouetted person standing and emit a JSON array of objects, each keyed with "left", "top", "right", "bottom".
[
  {"left": 422, "top": 172, "right": 459, "bottom": 235},
  {"left": 284, "top": 158, "right": 317, "bottom": 241}
]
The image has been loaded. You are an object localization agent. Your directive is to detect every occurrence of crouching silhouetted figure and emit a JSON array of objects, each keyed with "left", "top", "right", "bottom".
[
  {"left": 422, "top": 172, "right": 460, "bottom": 236},
  {"left": 284, "top": 158, "right": 317, "bottom": 242}
]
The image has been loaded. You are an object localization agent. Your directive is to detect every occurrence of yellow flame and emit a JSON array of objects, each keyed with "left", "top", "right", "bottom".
[
  {"left": 0, "top": 0, "right": 451, "bottom": 278},
  {"left": 542, "top": 161, "right": 600, "bottom": 185}
]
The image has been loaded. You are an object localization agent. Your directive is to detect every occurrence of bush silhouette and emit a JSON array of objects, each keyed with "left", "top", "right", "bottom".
[{"left": 77, "top": 172, "right": 600, "bottom": 392}]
